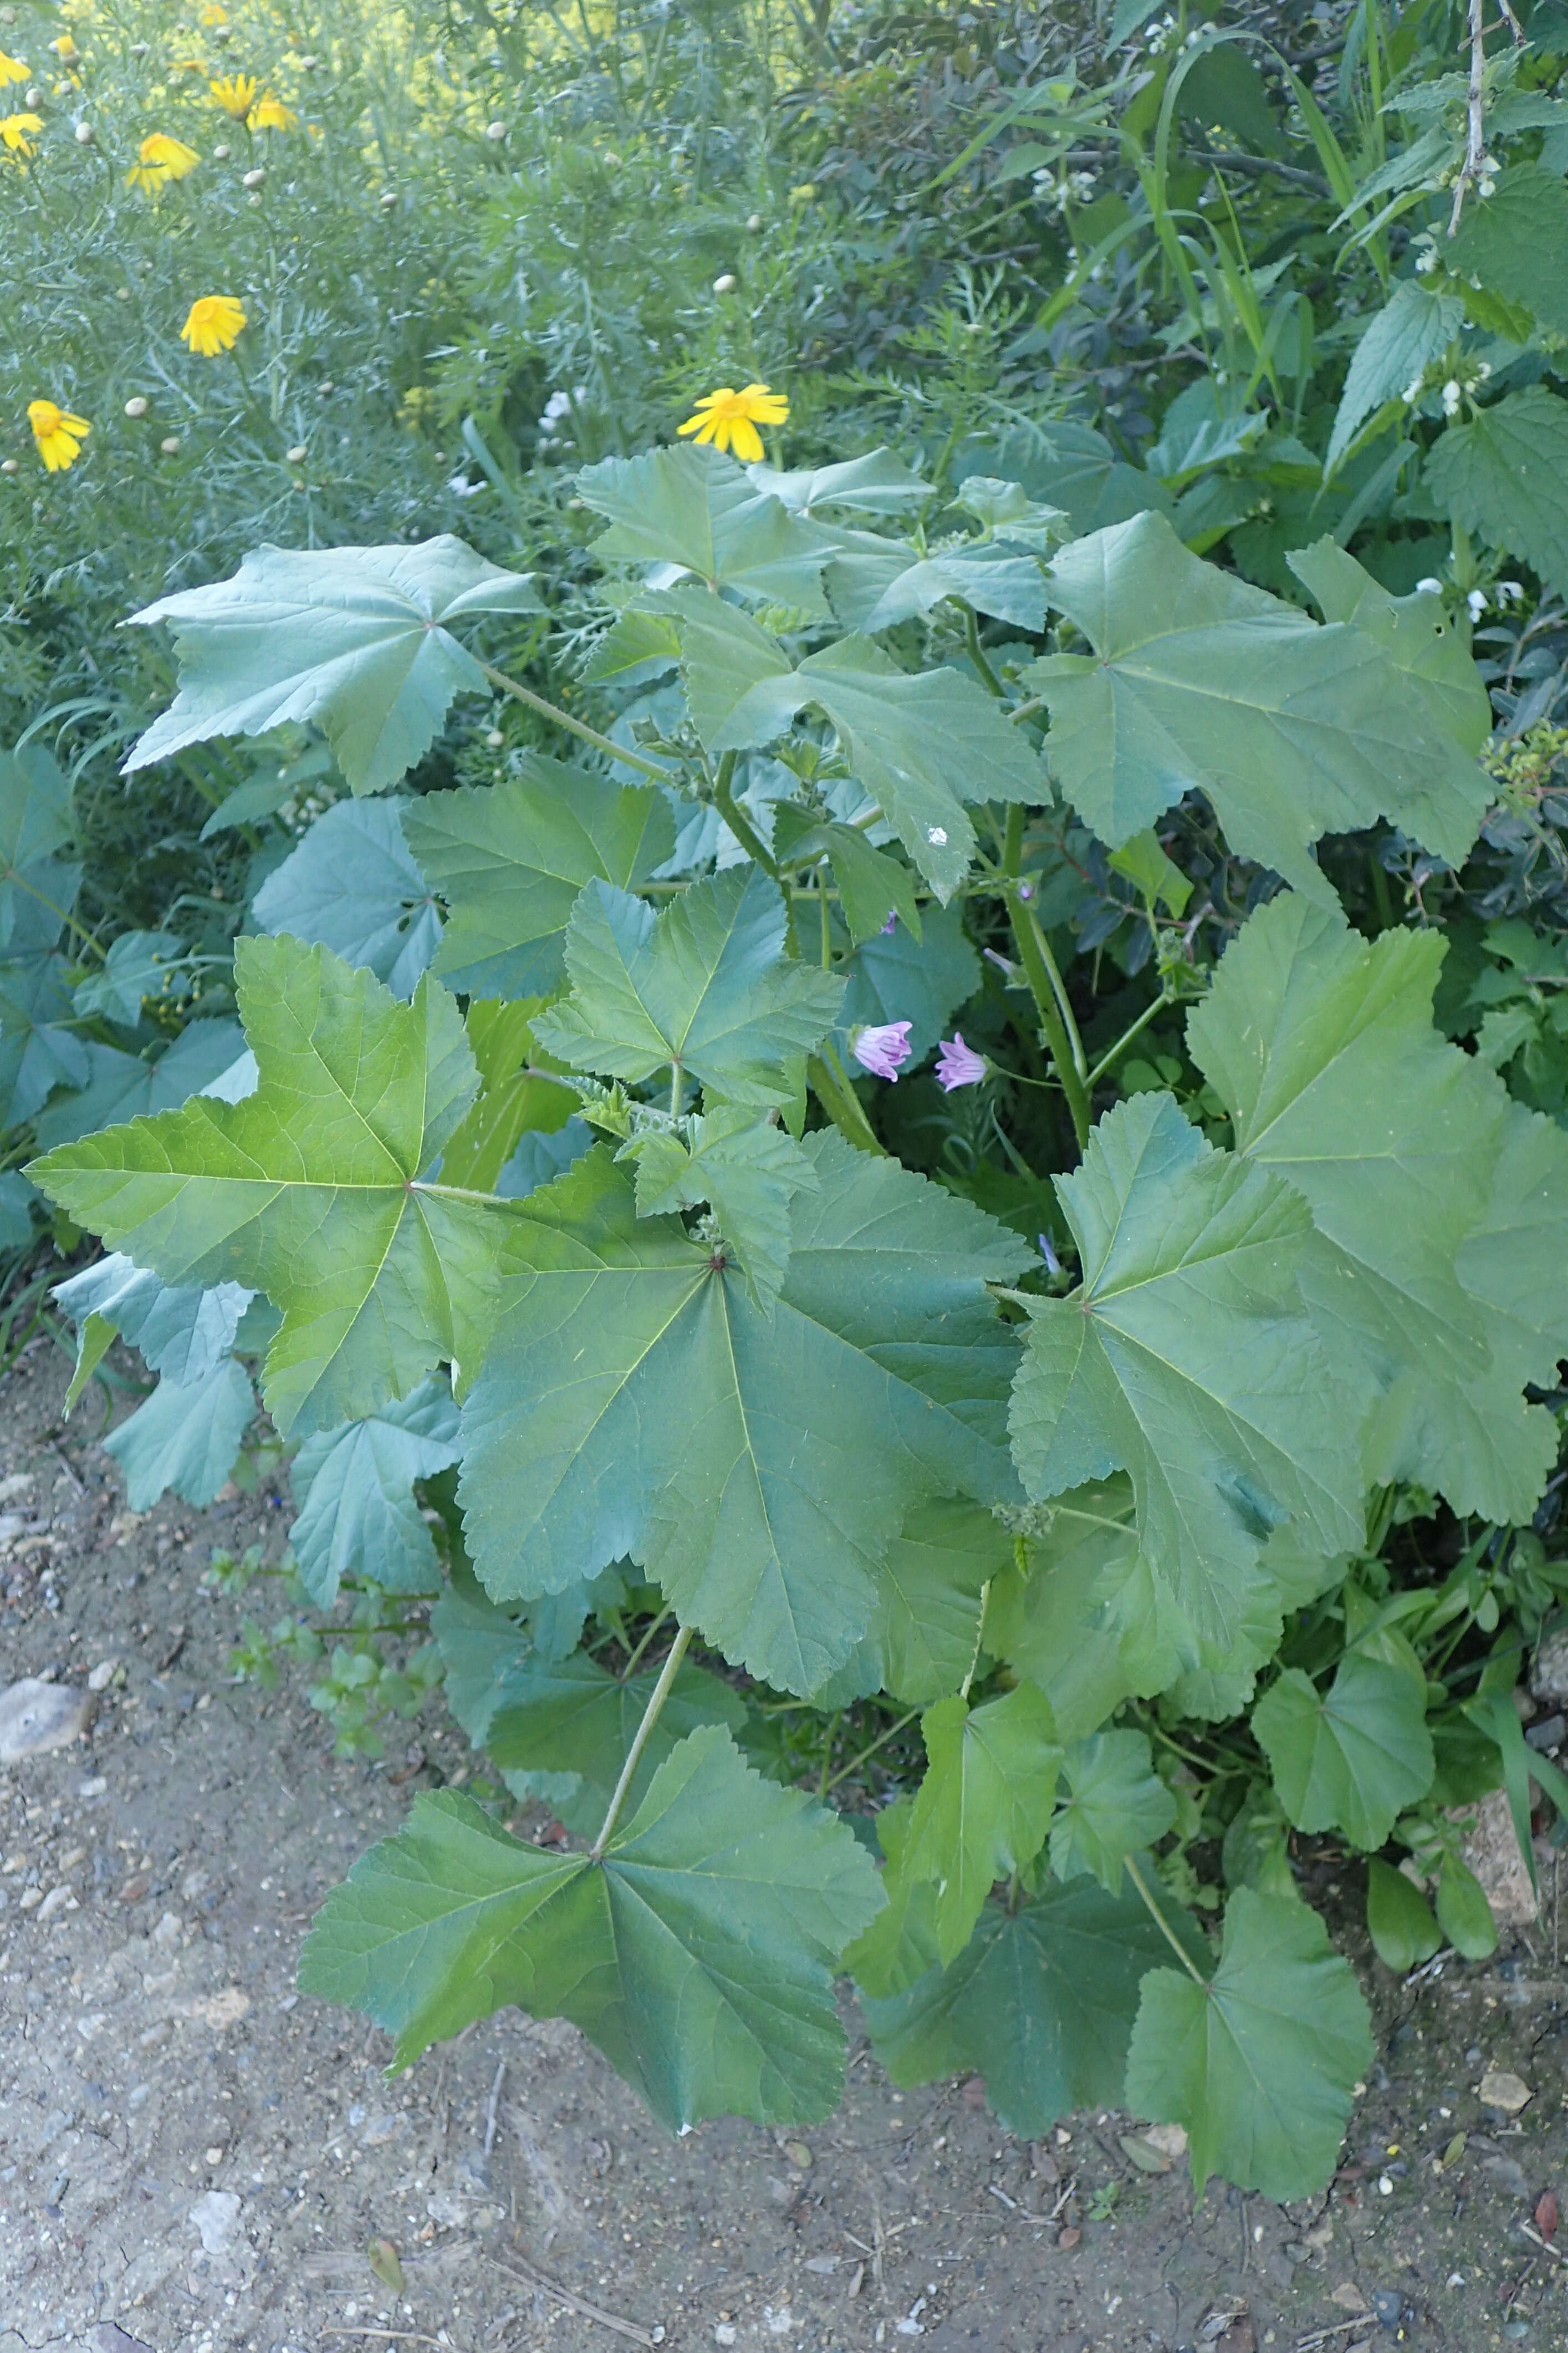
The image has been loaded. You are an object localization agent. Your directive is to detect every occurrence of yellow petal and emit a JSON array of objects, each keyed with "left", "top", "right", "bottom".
[{"left": 728, "top": 417, "right": 765, "bottom": 464}]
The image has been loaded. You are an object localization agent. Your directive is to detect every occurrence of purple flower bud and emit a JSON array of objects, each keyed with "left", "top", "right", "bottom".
[
  {"left": 851, "top": 1021, "right": 913, "bottom": 1081},
  {"left": 934, "top": 1032, "right": 986, "bottom": 1092},
  {"left": 880, "top": 910, "right": 898, "bottom": 935},
  {"left": 1037, "top": 1232, "right": 1061, "bottom": 1275}
]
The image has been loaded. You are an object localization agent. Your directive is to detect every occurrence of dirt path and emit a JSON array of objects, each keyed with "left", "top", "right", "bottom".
[{"left": 2, "top": 1338, "right": 1566, "bottom": 2353}]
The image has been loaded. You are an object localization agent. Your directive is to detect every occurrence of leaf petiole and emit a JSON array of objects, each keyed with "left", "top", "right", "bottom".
[
  {"left": 590, "top": 1622, "right": 693, "bottom": 1858},
  {"left": 1125, "top": 1853, "right": 1208, "bottom": 1987},
  {"left": 481, "top": 660, "right": 675, "bottom": 785}
]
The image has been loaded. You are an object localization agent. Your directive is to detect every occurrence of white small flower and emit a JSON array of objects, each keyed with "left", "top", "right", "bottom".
[
  {"left": 1467, "top": 588, "right": 1487, "bottom": 622},
  {"left": 1403, "top": 375, "right": 1424, "bottom": 405},
  {"left": 1477, "top": 359, "right": 1492, "bottom": 380},
  {"left": 1415, "top": 246, "right": 1438, "bottom": 273},
  {"left": 1479, "top": 176, "right": 1496, "bottom": 199},
  {"left": 1415, "top": 576, "right": 1443, "bottom": 595},
  {"left": 1497, "top": 580, "right": 1524, "bottom": 605},
  {"left": 1442, "top": 379, "right": 1462, "bottom": 415}
]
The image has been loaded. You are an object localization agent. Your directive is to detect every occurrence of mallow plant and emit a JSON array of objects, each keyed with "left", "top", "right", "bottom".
[{"left": 29, "top": 421, "right": 1568, "bottom": 2203}]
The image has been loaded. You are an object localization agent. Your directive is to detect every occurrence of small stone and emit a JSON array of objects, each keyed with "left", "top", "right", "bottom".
[
  {"left": 87, "top": 1658, "right": 118, "bottom": 1693},
  {"left": 151, "top": 1910, "right": 182, "bottom": 1947},
  {"left": 0, "top": 1678, "right": 91, "bottom": 1761},
  {"left": 35, "top": 1886, "right": 72, "bottom": 1921},
  {"left": 79, "top": 1775, "right": 107, "bottom": 1797},
  {"left": 1056, "top": 2225, "right": 1081, "bottom": 2250},
  {"left": 188, "top": 2187, "right": 242, "bottom": 2255},
  {"left": 119, "top": 1872, "right": 150, "bottom": 1904},
  {"left": 1478, "top": 2067, "right": 1533, "bottom": 2113},
  {"left": 205, "top": 2145, "right": 224, "bottom": 2164},
  {"left": 1463, "top": 1789, "right": 1538, "bottom": 1926},
  {"left": 714, "top": 2329, "right": 737, "bottom": 2347},
  {"left": 1329, "top": 2284, "right": 1370, "bottom": 2313},
  {"left": 784, "top": 2140, "right": 813, "bottom": 2170}
]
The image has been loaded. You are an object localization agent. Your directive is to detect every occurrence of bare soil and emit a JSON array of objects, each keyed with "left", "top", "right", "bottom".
[{"left": 3, "top": 1338, "right": 1568, "bottom": 2353}]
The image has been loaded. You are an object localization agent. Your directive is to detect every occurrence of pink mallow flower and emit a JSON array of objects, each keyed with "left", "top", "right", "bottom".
[
  {"left": 935, "top": 1032, "right": 986, "bottom": 1092},
  {"left": 851, "top": 1021, "right": 913, "bottom": 1081}
]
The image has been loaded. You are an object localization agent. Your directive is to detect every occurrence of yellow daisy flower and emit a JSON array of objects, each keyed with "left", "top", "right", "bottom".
[
  {"left": 0, "top": 111, "right": 42, "bottom": 157},
  {"left": 28, "top": 399, "right": 90, "bottom": 471},
  {"left": 0, "top": 50, "right": 29, "bottom": 85},
  {"left": 126, "top": 131, "right": 200, "bottom": 191},
  {"left": 247, "top": 94, "right": 297, "bottom": 131},
  {"left": 48, "top": 32, "right": 76, "bottom": 59},
  {"left": 208, "top": 72, "right": 258, "bottom": 118},
  {"left": 180, "top": 293, "right": 247, "bottom": 355},
  {"left": 676, "top": 382, "right": 789, "bottom": 465},
  {"left": 200, "top": 3, "right": 230, "bottom": 24}
]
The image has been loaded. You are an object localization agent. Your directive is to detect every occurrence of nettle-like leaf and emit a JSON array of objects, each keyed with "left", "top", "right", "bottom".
[
  {"left": 1252, "top": 1654, "right": 1434, "bottom": 1851},
  {"left": 476, "top": 1644, "right": 748, "bottom": 1838},
  {"left": 288, "top": 1377, "right": 464, "bottom": 1608},
  {"left": 1048, "top": 1728, "right": 1178, "bottom": 1893},
  {"left": 1028, "top": 510, "right": 1488, "bottom": 900},
  {"left": 1325, "top": 278, "right": 1464, "bottom": 475},
  {"left": 1125, "top": 1887, "right": 1373, "bottom": 2202},
  {"left": 30, "top": 939, "right": 509, "bottom": 1439},
  {"left": 103, "top": 1356, "right": 257, "bottom": 1511},
  {"left": 458, "top": 1137, "right": 1029, "bottom": 1696},
  {"left": 1187, "top": 892, "right": 1568, "bottom": 1523},
  {"left": 252, "top": 799, "right": 442, "bottom": 1000},
  {"left": 1009, "top": 1091, "right": 1364, "bottom": 1642},
  {"left": 404, "top": 758, "right": 675, "bottom": 1000},
  {"left": 1424, "top": 386, "right": 1568, "bottom": 600},
  {"left": 298, "top": 1724, "right": 882, "bottom": 2128},
  {"left": 655, "top": 588, "right": 1043, "bottom": 900},
  {"left": 125, "top": 538, "right": 542, "bottom": 793},
  {"left": 1447, "top": 167, "right": 1568, "bottom": 342},
  {"left": 620, "top": 1103, "right": 821, "bottom": 1310},
  {"left": 878, "top": 1684, "right": 1062, "bottom": 1969},
  {"left": 532, "top": 865, "right": 844, "bottom": 1107},
  {"left": 861, "top": 1870, "right": 1209, "bottom": 2140},
  {"left": 578, "top": 445, "right": 834, "bottom": 613}
]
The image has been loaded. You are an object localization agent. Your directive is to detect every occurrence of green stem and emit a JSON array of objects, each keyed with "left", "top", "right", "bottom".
[
  {"left": 824, "top": 1706, "right": 921, "bottom": 1794},
  {"left": 1125, "top": 1854, "right": 1207, "bottom": 1986},
  {"left": 670, "top": 1058, "right": 683, "bottom": 1118},
  {"left": 963, "top": 603, "right": 1004, "bottom": 700},
  {"left": 806, "top": 1046, "right": 887, "bottom": 1156},
  {"left": 591, "top": 1623, "right": 693, "bottom": 1858},
  {"left": 619, "top": 1605, "right": 671, "bottom": 1682},
  {"left": 1002, "top": 801, "right": 1025, "bottom": 877},
  {"left": 712, "top": 750, "right": 778, "bottom": 877},
  {"left": 1009, "top": 896, "right": 1090, "bottom": 1150},
  {"left": 481, "top": 661, "right": 674, "bottom": 784},
  {"left": 1085, "top": 994, "right": 1171, "bottom": 1090},
  {"left": 959, "top": 1580, "right": 992, "bottom": 1701}
]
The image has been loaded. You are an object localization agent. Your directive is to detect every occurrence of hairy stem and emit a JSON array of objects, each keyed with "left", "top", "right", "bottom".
[
  {"left": 1085, "top": 992, "right": 1169, "bottom": 1090},
  {"left": 590, "top": 1623, "right": 693, "bottom": 1857},
  {"left": 959, "top": 1580, "right": 992, "bottom": 1701},
  {"left": 806, "top": 1046, "right": 887, "bottom": 1155},
  {"left": 964, "top": 602, "right": 1004, "bottom": 699},
  {"left": 712, "top": 749, "right": 779, "bottom": 877},
  {"left": 1009, "top": 896, "right": 1091, "bottom": 1150},
  {"left": 481, "top": 660, "right": 673, "bottom": 783}
]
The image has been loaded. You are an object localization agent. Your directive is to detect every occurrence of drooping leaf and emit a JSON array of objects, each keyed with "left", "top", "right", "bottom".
[
  {"left": 1124, "top": 1886, "right": 1373, "bottom": 2201},
  {"left": 1049, "top": 1728, "right": 1178, "bottom": 1893},
  {"left": 73, "top": 930, "right": 188, "bottom": 1025},
  {"left": 298, "top": 1724, "right": 883, "bottom": 2128},
  {"left": 621, "top": 1102, "right": 821, "bottom": 1310},
  {"left": 1008, "top": 1091, "right": 1364, "bottom": 1642},
  {"left": 125, "top": 538, "right": 543, "bottom": 793},
  {"left": 404, "top": 760, "right": 675, "bottom": 1000},
  {"left": 871, "top": 1496, "right": 1008, "bottom": 1707},
  {"left": 1325, "top": 279, "right": 1464, "bottom": 475},
  {"left": 1286, "top": 538, "right": 1490, "bottom": 753},
  {"left": 1424, "top": 388, "right": 1568, "bottom": 599},
  {"left": 1365, "top": 1857, "right": 1441, "bottom": 1973},
  {"left": 1252, "top": 1655, "right": 1434, "bottom": 1851},
  {"left": 1186, "top": 892, "right": 1557, "bottom": 1522},
  {"left": 458, "top": 1137, "right": 1029, "bottom": 1695},
  {"left": 477, "top": 1641, "right": 748, "bottom": 1837},
  {"left": 578, "top": 445, "right": 834, "bottom": 613},
  {"left": 839, "top": 901, "right": 980, "bottom": 1062},
  {"left": 252, "top": 799, "right": 442, "bottom": 999},
  {"left": 54, "top": 1251, "right": 253, "bottom": 1387},
  {"left": 103, "top": 1356, "right": 257, "bottom": 1511},
  {"left": 772, "top": 806, "right": 923, "bottom": 947},
  {"left": 1028, "top": 511, "right": 1489, "bottom": 899},
  {"left": 29, "top": 1017, "right": 248, "bottom": 1148},
  {"left": 532, "top": 865, "right": 844, "bottom": 1107},
  {"left": 1447, "top": 167, "right": 1568, "bottom": 342},
  {"left": 288, "top": 1377, "right": 464, "bottom": 1608},
  {"left": 885, "top": 1684, "right": 1063, "bottom": 1966},
  {"left": 31, "top": 939, "right": 509, "bottom": 1439},
  {"left": 861, "top": 1870, "right": 1209, "bottom": 2138},
  {"left": 656, "top": 588, "right": 1044, "bottom": 900}
]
